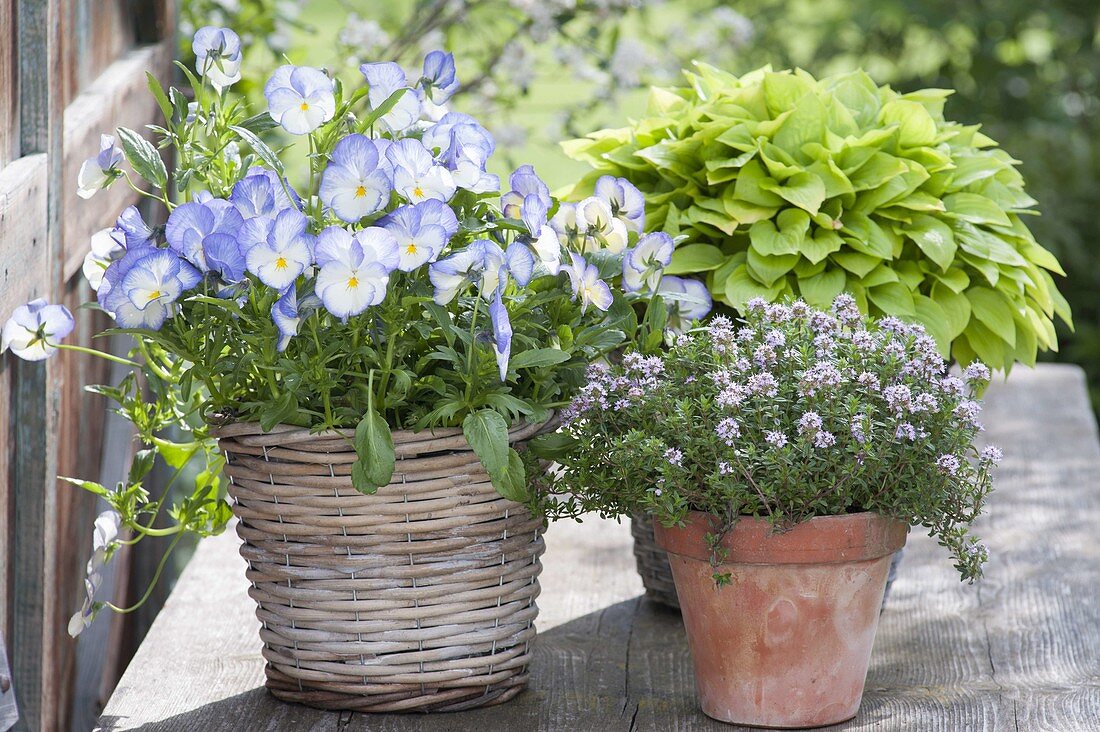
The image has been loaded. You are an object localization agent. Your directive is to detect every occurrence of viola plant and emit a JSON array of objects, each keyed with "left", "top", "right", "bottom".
[
  {"left": 4, "top": 27, "right": 689, "bottom": 637},
  {"left": 535, "top": 294, "right": 998, "bottom": 583}
]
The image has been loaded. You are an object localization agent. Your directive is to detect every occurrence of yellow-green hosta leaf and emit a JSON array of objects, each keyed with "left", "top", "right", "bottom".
[
  {"left": 724, "top": 264, "right": 786, "bottom": 309},
  {"left": 868, "top": 281, "right": 916, "bottom": 316},
  {"left": 860, "top": 264, "right": 901, "bottom": 288},
  {"left": 931, "top": 281, "right": 973, "bottom": 341},
  {"left": 759, "top": 172, "right": 827, "bottom": 215},
  {"left": 944, "top": 192, "right": 1013, "bottom": 227},
  {"left": 906, "top": 214, "right": 957, "bottom": 271},
  {"left": 878, "top": 99, "right": 938, "bottom": 147},
  {"left": 798, "top": 267, "right": 847, "bottom": 307},
  {"left": 966, "top": 286, "right": 1016, "bottom": 347},
  {"left": 801, "top": 228, "right": 845, "bottom": 264},
  {"left": 747, "top": 248, "right": 800, "bottom": 286},
  {"left": 733, "top": 159, "right": 785, "bottom": 207},
  {"left": 749, "top": 208, "right": 811, "bottom": 256},
  {"left": 833, "top": 249, "right": 881, "bottom": 278},
  {"left": 912, "top": 294, "right": 953, "bottom": 357},
  {"left": 668, "top": 243, "right": 726, "bottom": 274}
]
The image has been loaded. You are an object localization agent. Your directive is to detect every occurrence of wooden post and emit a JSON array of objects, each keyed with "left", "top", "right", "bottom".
[{"left": 10, "top": 0, "right": 62, "bottom": 731}]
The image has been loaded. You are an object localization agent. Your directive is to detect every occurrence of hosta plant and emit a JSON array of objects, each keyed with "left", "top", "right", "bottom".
[
  {"left": 3, "top": 27, "right": 689, "bottom": 637},
  {"left": 562, "top": 64, "right": 1072, "bottom": 370},
  {"left": 535, "top": 295, "right": 999, "bottom": 582}
]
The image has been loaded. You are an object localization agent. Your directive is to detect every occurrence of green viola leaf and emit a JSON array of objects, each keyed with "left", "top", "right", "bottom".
[
  {"left": 116, "top": 126, "right": 168, "bottom": 189},
  {"left": 230, "top": 124, "right": 285, "bottom": 176},
  {"left": 509, "top": 348, "right": 571, "bottom": 370},
  {"left": 353, "top": 408, "right": 395, "bottom": 494},
  {"left": 667, "top": 243, "right": 726, "bottom": 274},
  {"left": 152, "top": 437, "right": 200, "bottom": 469},
  {"left": 259, "top": 390, "right": 298, "bottom": 432},
  {"left": 529, "top": 432, "right": 581, "bottom": 461}
]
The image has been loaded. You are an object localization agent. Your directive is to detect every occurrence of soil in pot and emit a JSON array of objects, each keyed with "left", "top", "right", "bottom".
[{"left": 654, "top": 511, "right": 908, "bottom": 729}]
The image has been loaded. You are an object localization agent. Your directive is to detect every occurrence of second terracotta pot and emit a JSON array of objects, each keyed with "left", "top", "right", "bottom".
[{"left": 654, "top": 511, "right": 908, "bottom": 729}]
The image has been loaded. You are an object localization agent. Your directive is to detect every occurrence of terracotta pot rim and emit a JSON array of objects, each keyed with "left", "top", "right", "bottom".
[{"left": 652, "top": 510, "right": 908, "bottom": 565}]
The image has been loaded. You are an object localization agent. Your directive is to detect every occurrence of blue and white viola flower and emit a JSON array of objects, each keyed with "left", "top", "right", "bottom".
[
  {"left": 315, "top": 226, "right": 398, "bottom": 319},
  {"left": 429, "top": 239, "right": 505, "bottom": 305},
  {"left": 658, "top": 276, "right": 713, "bottom": 333},
  {"left": 489, "top": 284, "right": 513, "bottom": 381},
  {"left": 264, "top": 65, "right": 336, "bottom": 135},
  {"left": 565, "top": 253, "right": 614, "bottom": 314},
  {"left": 378, "top": 200, "right": 457, "bottom": 271},
  {"left": 121, "top": 249, "right": 197, "bottom": 312},
  {"left": 319, "top": 134, "right": 391, "bottom": 223},
  {"left": 272, "top": 287, "right": 300, "bottom": 352},
  {"left": 115, "top": 205, "right": 158, "bottom": 250},
  {"left": 67, "top": 575, "right": 102, "bottom": 638},
  {"left": 420, "top": 50, "right": 460, "bottom": 103},
  {"left": 230, "top": 166, "right": 300, "bottom": 219},
  {"left": 76, "top": 134, "right": 123, "bottom": 199},
  {"left": 97, "top": 248, "right": 192, "bottom": 330},
  {"left": 165, "top": 198, "right": 245, "bottom": 274},
  {"left": 243, "top": 209, "right": 314, "bottom": 291},
  {"left": 500, "top": 164, "right": 551, "bottom": 221},
  {"left": 82, "top": 226, "right": 127, "bottom": 292},
  {"left": 622, "top": 232, "right": 674, "bottom": 294},
  {"left": 87, "top": 509, "right": 121, "bottom": 577},
  {"left": 511, "top": 183, "right": 562, "bottom": 276},
  {"left": 595, "top": 175, "right": 646, "bottom": 235},
  {"left": 503, "top": 240, "right": 536, "bottom": 286},
  {"left": 424, "top": 114, "right": 498, "bottom": 193},
  {"left": 192, "top": 26, "right": 242, "bottom": 91},
  {"left": 360, "top": 61, "right": 421, "bottom": 132},
  {"left": 387, "top": 139, "right": 456, "bottom": 203},
  {"left": 2, "top": 299, "right": 75, "bottom": 361}
]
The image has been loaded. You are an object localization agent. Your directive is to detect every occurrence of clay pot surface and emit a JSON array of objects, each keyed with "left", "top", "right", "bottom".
[{"left": 654, "top": 511, "right": 908, "bottom": 728}]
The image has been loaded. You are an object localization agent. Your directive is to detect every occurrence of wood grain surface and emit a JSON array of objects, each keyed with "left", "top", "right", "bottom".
[{"left": 96, "top": 364, "right": 1100, "bottom": 731}]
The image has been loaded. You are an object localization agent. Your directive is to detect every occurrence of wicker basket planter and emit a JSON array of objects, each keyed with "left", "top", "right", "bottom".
[
  {"left": 216, "top": 419, "right": 550, "bottom": 713},
  {"left": 630, "top": 513, "right": 680, "bottom": 609}
]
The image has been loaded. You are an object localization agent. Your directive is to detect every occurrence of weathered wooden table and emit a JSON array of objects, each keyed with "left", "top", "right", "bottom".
[{"left": 96, "top": 364, "right": 1100, "bottom": 731}]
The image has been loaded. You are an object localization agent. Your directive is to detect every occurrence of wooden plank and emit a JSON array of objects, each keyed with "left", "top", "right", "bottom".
[
  {"left": 10, "top": 0, "right": 63, "bottom": 729},
  {"left": 95, "top": 365, "right": 1100, "bottom": 731},
  {"left": 0, "top": 0, "right": 17, "bottom": 167},
  {"left": 62, "top": 40, "right": 172, "bottom": 281}
]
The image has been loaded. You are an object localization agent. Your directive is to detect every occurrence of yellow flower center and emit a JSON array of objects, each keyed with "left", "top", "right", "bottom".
[
  {"left": 413, "top": 186, "right": 425, "bottom": 198},
  {"left": 148, "top": 290, "right": 162, "bottom": 302},
  {"left": 347, "top": 276, "right": 359, "bottom": 289},
  {"left": 406, "top": 242, "right": 417, "bottom": 254},
  {"left": 354, "top": 185, "right": 367, "bottom": 198},
  {"left": 275, "top": 257, "right": 288, "bottom": 270},
  {"left": 299, "top": 101, "right": 310, "bottom": 111}
]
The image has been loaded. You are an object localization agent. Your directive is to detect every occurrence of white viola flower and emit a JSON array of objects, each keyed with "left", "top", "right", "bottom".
[
  {"left": 575, "top": 196, "right": 615, "bottom": 232},
  {"left": 315, "top": 226, "right": 398, "bottom": 319},
  {"left": 87, "top": 509, "right": 121, "bottom": 576},
  {"left": 2, "top": 299, "right": 76, "bottom": 361},
  {"left": 530, "top": 224, "right": 562, "bottom": 276},
  {"left": 622, "top": 232, "right": 674, "bottom": 293},
  {"left": 319, "top": 134, "right": 391, "bottom": 223},
  {"left": 360, "top": 61, "right": 421, "bottom": 132},
  {"left": 549, "top": 202, "right": 581, "bottom": 247},
  {"left": 76, "top": 134, "right": 123, "bottom": 199},
  {"left": 386, "top": 138, "right": 456, "bottom": 203},
  {"left": 192, "top": 26, "right": 243, "bottom": 91},
  {"left": 600, "top": 217, "right": 630, "bottom": 254},
  {"left": 82, "top": 227, "right": 127, "bottom": 291},
  {"left": 264, "top": 65, "right": 336, "bottom": 135},
  {"left": 565, "top": 253, "right": 613, "bottom": 314},
  {"left": 68, "top": 576, "right": 102, "bottom": 638}
]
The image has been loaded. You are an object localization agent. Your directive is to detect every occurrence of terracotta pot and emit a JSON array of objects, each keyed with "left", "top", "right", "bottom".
[{"left": 653, "top": 511, "right": 908, "bottom": 728}]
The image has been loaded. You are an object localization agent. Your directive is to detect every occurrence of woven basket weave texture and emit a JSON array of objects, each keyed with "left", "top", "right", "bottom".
[
  {"left": 630, "top": 513, "right": 680, "bottom": 609},
  {"left": 216, "top": 419, "right": 549, "bottom": 712}
]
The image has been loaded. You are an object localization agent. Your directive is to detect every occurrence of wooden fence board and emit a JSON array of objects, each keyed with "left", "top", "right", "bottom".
[{"left": 0, "top": 0, "right": 17, "bottom": 167}]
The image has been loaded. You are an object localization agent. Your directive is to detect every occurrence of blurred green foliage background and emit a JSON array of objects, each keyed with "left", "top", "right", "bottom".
[{"left": 184, "top": 0, "right": 1100, "bottom": 403}]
